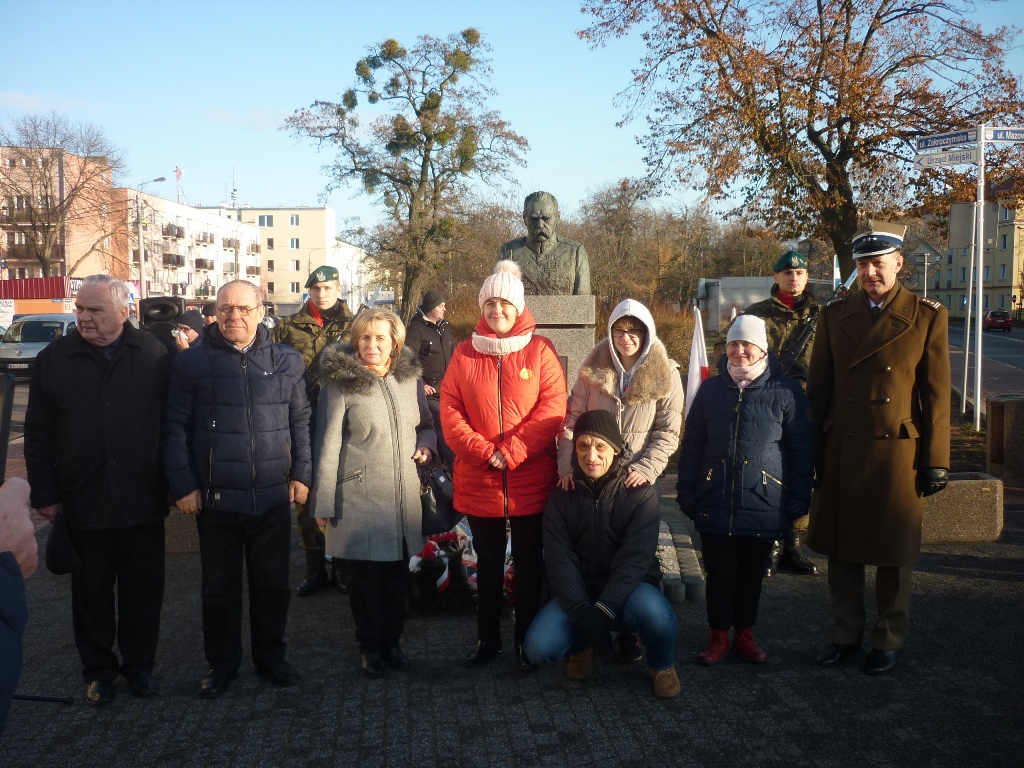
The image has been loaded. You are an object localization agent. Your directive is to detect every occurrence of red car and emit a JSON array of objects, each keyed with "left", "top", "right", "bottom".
[{"left": 984, "top": 310, "right": 1013, "bottom": 332}]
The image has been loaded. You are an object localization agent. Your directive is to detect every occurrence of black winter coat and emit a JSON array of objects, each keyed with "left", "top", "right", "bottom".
[
  {"left": 676, "top": 354, "right": 814, "bottom": 539},
  {"left": 25, "top": 323, "right": 172, "bottom": 529},
  {"left": 404, "top": 310, "right": 455, "bottom": 399},
  {"left": 543, "top": 451, "right": 663, "bottom": 618},
  {"left": 162, "top": 323, "right": 312, "bottom": 515}
]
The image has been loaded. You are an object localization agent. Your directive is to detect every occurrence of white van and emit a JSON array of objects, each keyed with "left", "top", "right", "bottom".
[{"left": 0, "top": 313, "right": 78, "bottom": 377}]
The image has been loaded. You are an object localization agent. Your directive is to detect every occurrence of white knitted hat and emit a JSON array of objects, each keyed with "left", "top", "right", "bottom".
[
  {"left": 479, "top": 260, "right": 526, "bottom": 313},
  {"left": 726, "top": 315, "right": 769, "bottom": 354}
]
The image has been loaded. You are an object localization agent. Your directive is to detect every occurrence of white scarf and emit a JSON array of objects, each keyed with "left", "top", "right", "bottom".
[
  {"left": 471, "top": 331, "right": 533, "bottom": 356},
  {"left": 727, "top": 356, "right": 768, "bottom": 389}
]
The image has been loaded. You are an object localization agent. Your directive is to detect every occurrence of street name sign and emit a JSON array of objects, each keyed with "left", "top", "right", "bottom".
[
  {"left": 915, "top": 129, "right": 978, "bottom": 152},
  {"left": 912, "top": 255, "right": 943, "bottom": 265},
  {"left": 913, "top": 148, "right": 978, "bottom": 169},
  {"left": 984, "top": 127, "right": 1024, "bottom": 143}
]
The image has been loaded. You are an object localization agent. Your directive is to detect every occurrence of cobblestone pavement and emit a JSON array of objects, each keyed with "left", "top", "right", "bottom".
[{"left": 3, "top": 482, "right": 1023, "bottom": 768}]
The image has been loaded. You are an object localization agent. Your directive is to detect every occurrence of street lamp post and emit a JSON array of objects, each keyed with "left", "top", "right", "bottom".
[{"left": 136, "top": 176, "right": 166, "bottom": 301}]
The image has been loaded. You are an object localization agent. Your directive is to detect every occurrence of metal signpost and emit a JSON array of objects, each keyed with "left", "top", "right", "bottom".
[{"left": 915, "top": 126, "right": 1024, "bottom": 430}]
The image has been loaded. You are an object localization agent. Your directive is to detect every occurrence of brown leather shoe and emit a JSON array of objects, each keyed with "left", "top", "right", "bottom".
[
  {"left": 566, "top": 648, "right": 593, "bottom": 680},
  {"left": 650, "top": 665, "right": 681, "bottom": 698}
]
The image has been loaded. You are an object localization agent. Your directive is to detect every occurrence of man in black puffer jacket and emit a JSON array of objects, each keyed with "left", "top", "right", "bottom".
[
  {"left": 163, "top": 280, "right": 311, "bottom": 699},
  {"left": 522, "top": 410, "right": 680, "bottom": 698}
]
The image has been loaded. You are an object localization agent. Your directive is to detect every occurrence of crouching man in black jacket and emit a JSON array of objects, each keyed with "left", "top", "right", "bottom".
[{"left": 522, "top": 410, "right": 680, "bottom": 698}]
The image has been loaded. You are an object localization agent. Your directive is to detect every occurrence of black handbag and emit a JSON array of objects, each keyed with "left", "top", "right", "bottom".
[{"left": 420, "top": 465, "right": 458, "bottom": 535}]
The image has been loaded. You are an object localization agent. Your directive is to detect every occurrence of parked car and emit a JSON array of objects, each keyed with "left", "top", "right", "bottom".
[
  {"left": 983, "top": 310, "right": 1013, "bottom": 333},
  {"left": 0, "top": 314, "right": 78, "bottom": 377}
]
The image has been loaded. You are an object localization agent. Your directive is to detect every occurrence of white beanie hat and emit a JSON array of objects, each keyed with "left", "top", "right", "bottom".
[
  {"left": 479, "top": 260, "right": 526, "bottom": 313},
  {"left": 726, "top": 315, "right": 769, "bottom": 354}
]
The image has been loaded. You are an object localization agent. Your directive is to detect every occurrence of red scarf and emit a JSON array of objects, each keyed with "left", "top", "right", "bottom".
[
  {"left": 777, "top": 290, "right": 795, "bottom": 309},
  {"left": 306, "top": 299, "right": 324, "bottom": 328}
]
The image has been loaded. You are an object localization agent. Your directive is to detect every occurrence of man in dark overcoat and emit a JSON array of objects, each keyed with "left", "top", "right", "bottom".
[
  {"left": 25, "top": 274, "right": 171, "bottom": 705},
  {"left": 806, "top": 222, "right": 950, "bottom": 674}
]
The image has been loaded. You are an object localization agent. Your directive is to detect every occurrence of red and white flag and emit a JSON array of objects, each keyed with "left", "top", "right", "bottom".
[{"left": 685, "top": 305, "right": 710, "bottom": 417}]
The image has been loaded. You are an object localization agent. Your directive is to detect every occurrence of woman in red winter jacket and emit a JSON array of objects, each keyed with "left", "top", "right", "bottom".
[{"left": 440, "top": 260, "right": 566, "bottom": 669}]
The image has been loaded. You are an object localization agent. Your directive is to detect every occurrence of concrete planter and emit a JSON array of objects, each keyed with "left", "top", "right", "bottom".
[{"left": 922, "top": 472, "right": 1003, "bottom": 544}]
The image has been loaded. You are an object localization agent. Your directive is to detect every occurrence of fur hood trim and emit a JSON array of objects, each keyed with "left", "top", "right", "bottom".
[
  {"left": 577, "top": 336, "right": 678, "bottom": 406},
  {"left": 314, "top": 343, "right": 422, "bottom": 395}
]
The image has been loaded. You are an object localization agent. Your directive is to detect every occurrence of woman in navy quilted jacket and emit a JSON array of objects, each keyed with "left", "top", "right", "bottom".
[{"left": 676, "top": 315, "right": 813, "bottom": 665}]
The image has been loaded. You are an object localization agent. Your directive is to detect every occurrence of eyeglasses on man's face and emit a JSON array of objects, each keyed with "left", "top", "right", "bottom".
[{"left": 216, "top": 305, "right": 258, "bottom": 317}]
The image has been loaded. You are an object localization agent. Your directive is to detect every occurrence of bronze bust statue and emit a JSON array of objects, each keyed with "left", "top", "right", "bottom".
[{"left": 497, "top": 191, "right": 591, "bottom": 295}]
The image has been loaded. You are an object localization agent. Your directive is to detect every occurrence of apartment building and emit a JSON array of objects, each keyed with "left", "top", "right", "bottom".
[
  {"left": 0, "top": 146, "right": 128, "bottom": 280},
  {"left": 136, "top": 193, "right": 260, "bottom": 302},
  {"left": 201, "top": 204, "right": 367, "bottom": 315},
  {"left": 929, "top": 200, "right": 1024, "bottom": 320}
]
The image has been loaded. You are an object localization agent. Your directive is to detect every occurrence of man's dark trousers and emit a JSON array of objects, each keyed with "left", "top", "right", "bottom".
[
  {"left": 196, "top": 505, "right": 292, "bottom": 673},
  {"left": 68, "top": 520, "right": 165, "bottom": 683}
]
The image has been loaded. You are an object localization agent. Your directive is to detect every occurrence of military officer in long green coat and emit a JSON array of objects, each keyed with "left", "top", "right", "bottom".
[{"left": 807, "top": 222, "right": 950, "bottom": 675}]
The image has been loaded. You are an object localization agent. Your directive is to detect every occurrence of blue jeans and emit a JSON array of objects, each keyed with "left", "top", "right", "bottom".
[{"left": 523, "top": 583, "right": 678, "bottom": 670}]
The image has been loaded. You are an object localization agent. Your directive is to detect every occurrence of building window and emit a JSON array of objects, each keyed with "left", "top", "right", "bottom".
[
  {"left": 289, "top": 214, "right": 300, "bottom": 226},
  {"left": 961, "top": 248, "right": 968, "bottom": 256},
  {"left": 945, "top": 295, "right": 951, "bottom": 307},
  {"left": 913, "top": 273, "right": 920, "bottom": 285},
  {"left": 983, "top": 294, "right": 989, "bottom": 309},
  {"left": 258, "top": 215, "right": 274, "bottom": 227},
  {"left": 267, "top": 259, "right": 274, "bottom": 272},
  {"left": 266, "top": 238, "right": 274, "bottom": 250},
  {"left": 984, "top": 266, "right": 990, "bottom": 281},
  {"left": 289, "top": 259, "right": 300, "bottom": 271},
  {"left": 960, "top": 295, "right": 966, "bottom": 308},
  {"left": 289, "top": 282, "right": 300, "bottom": 293},
  {"left": 947, "top": 253, "right": 953, "bottom": 264},
  {"left": 1002, "top": 207, "right": 1011, "bottom": 221},
  {"left": 1000, "top": 234, "right": 1009, "bottom": 250},
  {"left": 267, "top": 282, "right": 275, "bottom": 294},
  {"left": 289, "top": 238, "right": 300, "bottom": 249},
  {"left": 959, "top": 267, "right": 966, "bottom": 281},
  {"left": 1000, "top": 264, "right": 1007, "bottom": 280},
  {"left": 1000, "top": 294, "right": 1006, "bottom": 309}
]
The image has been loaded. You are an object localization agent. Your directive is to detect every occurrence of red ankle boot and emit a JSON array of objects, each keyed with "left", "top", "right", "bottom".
[
  {"left": 697, "top": 629, "right": 730, "bottom": 665},
  {"left": 733, "top": 626, "right": 769, "bottom": 663}
]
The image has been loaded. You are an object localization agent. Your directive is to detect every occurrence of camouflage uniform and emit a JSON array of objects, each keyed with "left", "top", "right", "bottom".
[
  {"left": 273, "top": 299, "right": 353, "bottom": 593},
  {"left": 715, "top": 285, "right": 819, "bottom": 384}
]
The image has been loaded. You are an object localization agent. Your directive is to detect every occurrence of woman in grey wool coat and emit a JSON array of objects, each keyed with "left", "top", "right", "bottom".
[{"left": 312, "top": 308, "right": 436, "bottom": 678}]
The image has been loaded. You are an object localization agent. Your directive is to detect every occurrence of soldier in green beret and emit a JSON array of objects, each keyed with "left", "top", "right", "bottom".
[
  {"left": 273, "top": 266, "right": 354, "bottom": 596},
  {"left": 715, "top": 249, "right": 819, "bottom": 577}
]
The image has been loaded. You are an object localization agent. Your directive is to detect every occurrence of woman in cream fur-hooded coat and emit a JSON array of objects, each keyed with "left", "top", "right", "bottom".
[{"left": 557, "top": 299, "right": 684, "bottom": 487}]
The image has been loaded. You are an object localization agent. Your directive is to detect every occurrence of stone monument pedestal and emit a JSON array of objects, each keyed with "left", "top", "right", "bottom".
[{"left": 527, "top": 294, "right": 596, "bottom": 383}]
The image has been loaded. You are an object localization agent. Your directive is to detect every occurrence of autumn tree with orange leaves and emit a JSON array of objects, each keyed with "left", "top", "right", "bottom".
[{"left": 580, "top": 0, "right": 1024, "bottom": 278}]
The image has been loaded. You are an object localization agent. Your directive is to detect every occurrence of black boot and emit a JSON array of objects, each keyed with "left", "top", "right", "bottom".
[
  {"left": 330, "top": 558, "right": 350, "bottom": 594},
  {"left": 763, "top": 539, "right": 783, "bottom": 577},
  {"left": 296, "top": 550, "right": 328, "bottom": 597},
  {"left": 778, "top": 531, "right": 818, "bottom": 575}
]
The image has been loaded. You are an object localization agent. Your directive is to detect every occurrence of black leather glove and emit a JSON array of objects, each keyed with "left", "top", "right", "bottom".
[
  {"left": 569, "top": 604, "right": 614, "bottom": 655},
  {"left": 918, "top": 467, "right": 949, "bottom": 497},
  {"left": 677, "top": 492, "right": 696, "bottom": 520}
]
